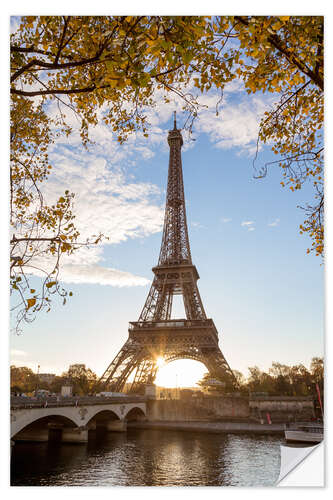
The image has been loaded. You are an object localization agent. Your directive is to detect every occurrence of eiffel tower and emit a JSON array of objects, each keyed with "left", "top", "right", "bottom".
[{"left": 98, "top": 113, "right": 236, "bottom": 394}]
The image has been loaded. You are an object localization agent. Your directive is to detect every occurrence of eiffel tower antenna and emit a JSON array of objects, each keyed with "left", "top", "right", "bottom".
[{"left": 97, "top": 116, "right": 236, "bottom": 393}]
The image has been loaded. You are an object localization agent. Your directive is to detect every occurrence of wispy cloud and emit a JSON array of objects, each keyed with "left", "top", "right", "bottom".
[
  {"left": 268, "top": 218, "right": 280, "bottom": 227},
  {"left": 22, "top": 139, "right": 164, "bottom": 286},
  {"left": 56, "top": 264, "right": 150, "bottom": 287},
  {"left": 241, "top": 220, "right": 255, "bottom": 232},
  {"left": 221, "top": 217, "right": 232, "bottom": 223},
  {"left": 10, "top": 349, "right": 27, "bottom": 357},
  {"left": 192, "top": 89, "right": 275, "bottom": 155},
  {"left": 191, "top": 221, "right": 204, "bottom": 229}
]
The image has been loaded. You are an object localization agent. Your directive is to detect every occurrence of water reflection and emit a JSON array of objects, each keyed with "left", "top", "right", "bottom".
[{"left": 11, "top": 429, "right": 284, "bottom": 486}]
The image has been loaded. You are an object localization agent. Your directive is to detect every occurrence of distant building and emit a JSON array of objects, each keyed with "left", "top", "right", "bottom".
[
  {"left": 38, "top": 373, "right": 56, "bottom": 385},
  {"left": 69, "top": 363, "right": 86, "bottom": 369},
  {"left": 61, "top": 386, "right": 73, "bottom": 397}
]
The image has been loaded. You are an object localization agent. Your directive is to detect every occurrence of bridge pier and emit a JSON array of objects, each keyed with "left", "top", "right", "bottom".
[
  {"left": 61, "top": 426, "right": 88, "bottom": 443},
  {"left": 87, "top": 421, "right": 96, "bottom": 430},
  {"left": 106, "top": 419, "right": 127, "bottom": 432}
]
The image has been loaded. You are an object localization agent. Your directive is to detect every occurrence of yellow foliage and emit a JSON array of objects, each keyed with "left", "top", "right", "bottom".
[
  {"left": 26, "top": 298, "right": 36, "bottom": 309},
  {"left": 10, "top": 15, "right": 324, "bottom": 330}
]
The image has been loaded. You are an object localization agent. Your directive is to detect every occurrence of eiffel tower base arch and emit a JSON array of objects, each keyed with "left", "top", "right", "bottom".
[{"left": 97, "top": 319, "right": 236, "bottom": 394}]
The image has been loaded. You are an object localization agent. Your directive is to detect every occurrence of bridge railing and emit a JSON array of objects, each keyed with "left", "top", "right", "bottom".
[{"left": 10, "top": 395, "right": 146, "bottom": 410}]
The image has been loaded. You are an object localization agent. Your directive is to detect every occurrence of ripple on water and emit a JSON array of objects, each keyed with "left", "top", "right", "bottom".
[{"left": 11, "top": 429, "right": 285, "bottom": 486}]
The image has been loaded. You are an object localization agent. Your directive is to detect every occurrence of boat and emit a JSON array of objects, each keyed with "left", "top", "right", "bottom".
[{"left": 284, "top": 422, "right": 323, "bottom": 444}]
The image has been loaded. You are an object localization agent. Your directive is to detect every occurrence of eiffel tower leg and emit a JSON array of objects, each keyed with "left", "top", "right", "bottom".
[
  {"left": 129, "top": 358, "right": 158, "bottom": 394},
  {"left": 138, "top": 281, "right": 159, "bottom": 322},
  {"left": 201, "top": 349, "right": 238, "bottom": 388},
  {"left": 182, "top": 281, "right": 206, "bottom": 320},
  {"left": 139, "top": 281, "right": 174, "bottom": 322},
  {"left": 97, "top": 340, "right": 144, "bottom": 392},
  {"left": 155, "top": 287, "right": 173, "bottom": 320}
]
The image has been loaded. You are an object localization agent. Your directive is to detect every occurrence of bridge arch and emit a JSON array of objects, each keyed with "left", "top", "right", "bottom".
[
  {"left": 12, "top": 413, "right": 78, "bottom": 439},
  {"left": 124, "top": 406, "right": 146, "bottom": 421},
  {"left": 11, "top": 401, "right": 147, "bottom": 438},
  {"left": 87, "top": 408, "right": 120, "bottom": 424}
]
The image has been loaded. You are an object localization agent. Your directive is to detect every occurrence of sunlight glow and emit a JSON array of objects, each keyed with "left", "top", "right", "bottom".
[
  {"left": 156, "top": 356, "right": 165, "bottom": 368},
  {"left": 155, "top": 359, "right": 207, "bottom": 388}
]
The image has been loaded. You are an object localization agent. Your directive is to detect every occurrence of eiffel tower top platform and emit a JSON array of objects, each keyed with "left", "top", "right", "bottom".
[{"left": 98, "top": 113, "right": 236, "bottom": 393}]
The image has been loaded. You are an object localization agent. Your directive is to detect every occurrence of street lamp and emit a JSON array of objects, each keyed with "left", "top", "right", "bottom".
[{"left": 35, "top": 364, "right": 40, "bottom": 394}]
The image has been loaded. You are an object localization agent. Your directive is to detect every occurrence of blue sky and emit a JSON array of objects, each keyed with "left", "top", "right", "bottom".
[{"left": 9, "top": 77, "right": 324, "bottom": 380}]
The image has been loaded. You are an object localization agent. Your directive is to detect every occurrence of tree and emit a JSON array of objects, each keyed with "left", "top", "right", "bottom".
[
  {"left": 49, "top": 374, "right": 68, "bottom": 394},
  {"left": 232, "top": 370, "right": 245, "bottom": 387},
  {"left": 197, "top": 371, "right": 236, "bottom": 393},
  {"left": 10, "top": 16, "right": 212, "bottom": 331},
  {"left": 66, "top": 364, "right": 97, "bottom": 395},
  {"left": 10, "top": 16, "right": 323, "bottom": 329},
  {"left": 47, "top": 364, "right": 97, "bottom": 395},
  {"left": 247, "top": 366, "right": 276, "bottom": 394},
  {"left": 10, "top": 365, "right": 38, "bottom": 393},
  {"left": 10, "top": 91, "right": 105, "bottom": 332},
  {"left": 246, "top": 359, "right": 324, "bottom": 396},
  {"left": 231, "top": 16, "right": 323, "bottom": 257},
  {"left": 310, "top": 356, "right": 324, "bottom": 391},
  {"left": 288, "top": 364, "right": 312, "bottom": 396}
]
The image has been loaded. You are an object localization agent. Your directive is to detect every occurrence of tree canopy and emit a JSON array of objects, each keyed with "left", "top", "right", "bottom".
[
  {"left": 10, "top": 363, "right": 98, "bottom": 395},
  {"left": 198, "top": 357, "right": 324, "bottom": 397},
  {"left": 10, "top": 365, "right": 38, "bottom": 393},
  {"left": 10, "top": 16, "right": 323, "bottom": 329}
]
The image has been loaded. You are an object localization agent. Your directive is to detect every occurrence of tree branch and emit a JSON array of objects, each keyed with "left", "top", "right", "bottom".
[
  {"left": 54, "top": 16, "right": 70, "bottom": 65},
  {"left": 234, "top": 16, "right": 323, "bottom": 91},
  {"left": 11, "top": 85, "right": 100, "bottom": 96}
]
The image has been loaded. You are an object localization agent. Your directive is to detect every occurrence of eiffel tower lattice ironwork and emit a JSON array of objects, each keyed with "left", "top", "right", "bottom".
[{"left": 98, "top": 113, "right": 236, "bottom": 393}]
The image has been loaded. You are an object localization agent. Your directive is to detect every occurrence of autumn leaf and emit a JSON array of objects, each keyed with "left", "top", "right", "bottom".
[
  {"left": 26, "top": 298, "right": 36, "bottom": 309},
  {"left": 45, "top": 281, "right": 57, "bottom": 288}
]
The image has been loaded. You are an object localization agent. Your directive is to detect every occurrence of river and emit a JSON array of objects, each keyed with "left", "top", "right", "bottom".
[{"left": 10, "top": 428, "right": 288, "bottom": 486}]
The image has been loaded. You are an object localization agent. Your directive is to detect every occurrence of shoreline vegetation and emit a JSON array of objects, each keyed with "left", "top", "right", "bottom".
[{"left": 10, "top": 358, "right": 323, "bottom": 396}]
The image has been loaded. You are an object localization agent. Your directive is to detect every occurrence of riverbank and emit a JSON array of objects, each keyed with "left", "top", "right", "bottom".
[{"left": 128, "top": 420, "right": 285, "bottom": 435}]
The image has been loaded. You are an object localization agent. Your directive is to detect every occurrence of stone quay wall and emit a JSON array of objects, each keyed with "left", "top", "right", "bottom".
[
  {"left": 147, "top": 396, "right": 249, "bottom": 421},
  {"left": 147, "top": 396, "right": 315, "bottom": 423},
  {"left": 249, "top": 396, "right": 315, "bottom": 422}
]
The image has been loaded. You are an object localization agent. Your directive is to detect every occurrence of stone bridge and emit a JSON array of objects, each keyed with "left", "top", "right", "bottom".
[
  {"left": 11, "top": 394, "right": 316, "bottom": 444},
  {"left": 11, "top": 396, "right": 147, "bottom": 443}
]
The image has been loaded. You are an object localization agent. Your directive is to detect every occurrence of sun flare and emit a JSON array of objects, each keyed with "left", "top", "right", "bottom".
[
  {"left": 156, "top": 356, "right": 165, "bottom": 368},
  {"left": 154, "top": 359, "right": 206, "bottom": 388}
]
